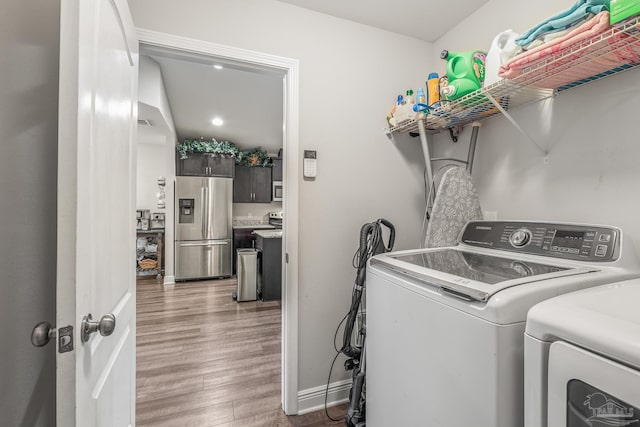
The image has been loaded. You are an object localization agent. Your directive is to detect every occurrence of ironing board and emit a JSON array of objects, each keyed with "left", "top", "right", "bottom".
[{"left": 424, "top": 167, "right": 483, "bottom": 248}]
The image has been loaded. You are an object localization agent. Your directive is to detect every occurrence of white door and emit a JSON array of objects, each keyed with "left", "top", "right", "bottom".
[{"left": 57, "top": 0, "right": 138, "bottom": 425}]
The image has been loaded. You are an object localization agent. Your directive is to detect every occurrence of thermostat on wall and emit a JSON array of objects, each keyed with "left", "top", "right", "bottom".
[{"left": 304, "top": 150, "right": 317, "bottom": 178}]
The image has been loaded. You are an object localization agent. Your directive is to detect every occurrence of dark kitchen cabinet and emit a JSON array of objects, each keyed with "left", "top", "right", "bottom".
[
  {"left": 271, "top": 157, "right": 283, "bottom": 181},
  {"left": 233, "top": 165, "right": 272, "bottom": 203},
  {"left": 176, "top": 152, "right": 235, "bottom": 178},
  {"left": 256, "top": 235, "right": 282, "bottom": 301}
]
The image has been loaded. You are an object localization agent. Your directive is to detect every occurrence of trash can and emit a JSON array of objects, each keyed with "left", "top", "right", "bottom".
[{"left": 233, "top": 248, "right": 258, "bottom": 302}]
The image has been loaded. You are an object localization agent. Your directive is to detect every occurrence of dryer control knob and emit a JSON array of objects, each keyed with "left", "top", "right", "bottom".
[{"left": 510, "top": 229, "right": 532, "bottom": 247}]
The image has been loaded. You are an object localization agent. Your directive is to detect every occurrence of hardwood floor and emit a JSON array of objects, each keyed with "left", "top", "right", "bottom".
[{"left": 136, "top": 278, "right": 347, "bottom": 426}]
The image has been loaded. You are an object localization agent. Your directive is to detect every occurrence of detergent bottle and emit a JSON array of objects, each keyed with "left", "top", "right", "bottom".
[
  {"left": 440, "top": 50, "right": 487, "bottom": 100},
  {"left": 426, "top": 73, "right": 440, "bottom": 108},
  {"left": 484, "top": 30, "right": 519, "bottom": 87}
]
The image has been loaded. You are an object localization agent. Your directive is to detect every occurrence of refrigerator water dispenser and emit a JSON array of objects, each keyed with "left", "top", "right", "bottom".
[{"left": 179, "top": 199, "right": 194, "bottom": 223}]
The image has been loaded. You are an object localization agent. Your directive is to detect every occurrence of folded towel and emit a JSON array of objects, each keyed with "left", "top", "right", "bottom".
[
  {"left": 516, "top": 0, "right": 609, "bottom": 47},
  {"left": 499, "top": 12, "right": 640, "bottom": 89},
  {"left": 523, "top": 14, "right": 594, "bottom": 51}
]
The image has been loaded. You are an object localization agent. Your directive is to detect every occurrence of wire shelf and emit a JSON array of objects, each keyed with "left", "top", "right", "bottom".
[{"left": 386, "top": 15, "right": 640, "bottom": 135}]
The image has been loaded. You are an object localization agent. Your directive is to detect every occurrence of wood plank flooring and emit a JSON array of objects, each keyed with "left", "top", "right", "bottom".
[{"left": 136, "top": 278, "right": 347, "bottom": 426}]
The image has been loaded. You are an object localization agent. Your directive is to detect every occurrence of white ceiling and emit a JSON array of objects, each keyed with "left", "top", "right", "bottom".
[
  {"left": 141, "top": 48, "right": 285, "bottom": 154},
  {"left": 138, "top": 1, "right": 491, "bottom": 152},
  {"left": 274, "top": 0, "right": 490, "bottom": 42}
]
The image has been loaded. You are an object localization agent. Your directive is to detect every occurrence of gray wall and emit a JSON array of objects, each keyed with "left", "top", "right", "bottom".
[
  {"left": 430, "top": 0, "right": 640, "bottom": 257},
  {"left": 0, "top": 0, "right": 59, "bottom": 424},
  {"left": 128, "top": 0, "right": 432, "bottom": 394}
]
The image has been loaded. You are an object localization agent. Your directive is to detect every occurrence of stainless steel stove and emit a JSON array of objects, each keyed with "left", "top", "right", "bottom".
[{"left": 268, "top": 211, "right": 283, "bottom": 229}]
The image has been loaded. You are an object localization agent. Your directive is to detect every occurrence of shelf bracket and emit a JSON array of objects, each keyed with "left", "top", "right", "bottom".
[
  {"left": 384, "top": 128, "right": 395, "bottom": 143},
  {"left": 484, "top": 92, "right": 548, "bottom": 156},
  {"left": 448, "top": 126, "right": 460, "bottom": 143}
]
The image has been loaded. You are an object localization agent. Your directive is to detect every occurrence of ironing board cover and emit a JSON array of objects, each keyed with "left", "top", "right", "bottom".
[{"left": 424, "top": 167, "right": 483, "bottom": 248}]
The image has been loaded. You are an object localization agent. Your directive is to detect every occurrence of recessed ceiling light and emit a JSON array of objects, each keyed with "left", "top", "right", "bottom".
[
  {"left": 212, "top": 117, "right": 224, "bottom": 126},
  {"left": 213, "top": 64, "right": 223, "bottom": 70}
]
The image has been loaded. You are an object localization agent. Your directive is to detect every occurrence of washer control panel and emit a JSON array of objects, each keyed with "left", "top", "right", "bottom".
[{"left": 460, "top": 221, "right": 619, "bottom": 262}]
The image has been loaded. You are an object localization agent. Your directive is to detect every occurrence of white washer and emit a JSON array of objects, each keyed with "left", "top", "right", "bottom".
[
  {"left": 525, "top": 279, "right": 640, "bottom": 427},
  {"left": 366, "top": 221, "right": 639, "bottom": 427}
]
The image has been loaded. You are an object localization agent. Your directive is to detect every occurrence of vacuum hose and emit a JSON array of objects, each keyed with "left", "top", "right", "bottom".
[{"left": 340, "top": 219, "right": 395, "bottom": 360}]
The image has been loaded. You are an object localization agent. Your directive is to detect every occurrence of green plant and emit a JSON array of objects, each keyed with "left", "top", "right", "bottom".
[
  {"left": 236, "top": 147, "right": 272, "bottom": 167},
  {"left": 176, "top": 137, "right": 240, "bottom": 159}
]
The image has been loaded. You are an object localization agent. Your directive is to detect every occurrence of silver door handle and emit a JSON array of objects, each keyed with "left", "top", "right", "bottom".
[
  {"left": 179, "top": 241, "right": 229, "bottom": 247},
  {"left": 31, "top": 322, "right": 74, "bottom": 352},
  {"left": 81, "top": 313, "right": 116, "bottom": 343},
  {"left": 31, "top": 321, "right": 55, "bottom": 347}
]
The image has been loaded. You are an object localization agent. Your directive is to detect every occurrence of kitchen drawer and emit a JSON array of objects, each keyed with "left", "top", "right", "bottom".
[{"left": 175, "top": 239, "right": 232, "bottom": 280}]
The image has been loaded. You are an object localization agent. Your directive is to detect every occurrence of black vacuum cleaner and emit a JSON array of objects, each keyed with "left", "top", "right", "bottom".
[{"left": 335, "top": 218, "right": 395, "bottom": 427}]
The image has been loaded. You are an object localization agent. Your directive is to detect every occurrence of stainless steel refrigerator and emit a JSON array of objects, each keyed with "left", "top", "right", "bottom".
[{"left": 175, "top": 176, "right": 233, "bottom": 280}]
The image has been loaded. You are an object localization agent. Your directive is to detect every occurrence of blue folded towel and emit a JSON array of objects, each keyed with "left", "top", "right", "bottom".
[{"left": 515, "top": 0, "right": 609, "bottom": 47}]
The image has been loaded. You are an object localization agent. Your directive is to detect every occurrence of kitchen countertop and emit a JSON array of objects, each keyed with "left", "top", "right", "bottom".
[
  {"left": 233, "top": 224, "right": 276, "bottom": 230},
  {"left": 253, "top": 229, "right": 283, "bottom": 239}
]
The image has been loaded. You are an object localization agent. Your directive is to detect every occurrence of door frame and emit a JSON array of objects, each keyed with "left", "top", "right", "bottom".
[{"left": 136, "top": 29, "right": 300, "bottom": 415}]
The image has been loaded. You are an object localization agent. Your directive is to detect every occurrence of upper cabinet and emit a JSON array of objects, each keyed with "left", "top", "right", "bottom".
[
  {"left": 176, "top": 153, "right": 235, "bottom": 178},
  {"left": 233, "top": 165, "right": 272, "bottom": 203},
  {"left": 271, "top": 157, "right": 283, "bottom": 181}
]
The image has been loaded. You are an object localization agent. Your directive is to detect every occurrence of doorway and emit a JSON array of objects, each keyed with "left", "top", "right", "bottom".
[{"left": 134, "top": 31, "right": 300, "bottom": 419}]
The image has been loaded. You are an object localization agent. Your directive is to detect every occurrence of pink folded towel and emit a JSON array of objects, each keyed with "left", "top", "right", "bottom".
[{"left": 499, "top": 12, "right": 640, "bottom": 88}]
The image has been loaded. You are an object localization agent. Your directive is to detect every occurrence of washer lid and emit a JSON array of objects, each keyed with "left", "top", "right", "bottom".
[
  {"left": 526, "top": 279, "right": 640, "bottom": 369},
  {"left": 370, "top": 247, "right": 597, "bottom": 302}
]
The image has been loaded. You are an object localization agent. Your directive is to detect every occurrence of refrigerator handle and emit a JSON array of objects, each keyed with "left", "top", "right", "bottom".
[
  {"left": 178, "top": 241, "right": 229, "bottom": 247},
  {"left": 201, "top": 185, "right": 209, "bottom": 238}
]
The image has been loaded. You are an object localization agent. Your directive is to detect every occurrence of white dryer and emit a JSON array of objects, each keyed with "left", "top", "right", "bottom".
[
  {"left": 366, "top": 221, "right": 639, "bottom": 427},
  {"left": 525, "top": 278, "right": 640, "bottom": 427}
]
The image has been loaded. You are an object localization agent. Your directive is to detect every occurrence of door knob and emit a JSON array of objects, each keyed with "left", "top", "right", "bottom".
[
  {"left": 81, "top": 313, "right": 116, "bottom": 343},
  {"left": 31, "top": 321, "right": 56, "bottom": 347}
]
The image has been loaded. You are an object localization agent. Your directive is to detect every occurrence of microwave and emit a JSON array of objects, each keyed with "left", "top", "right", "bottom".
[{"left": 272, "top": 181, "right": 283, "bottom": 202}]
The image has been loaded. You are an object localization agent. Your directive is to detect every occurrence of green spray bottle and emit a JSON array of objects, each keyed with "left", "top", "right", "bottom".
[{"left": 440, "top": 50, "right": 487, "bottom": 100}]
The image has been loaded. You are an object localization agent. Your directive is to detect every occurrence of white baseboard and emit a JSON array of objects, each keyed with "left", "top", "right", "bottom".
[
  {"left": 297, "top": 378, "right": 351, "bottom": 415},
  {"left": 163, "top": 275, "right": 175, "bottom": 285}
]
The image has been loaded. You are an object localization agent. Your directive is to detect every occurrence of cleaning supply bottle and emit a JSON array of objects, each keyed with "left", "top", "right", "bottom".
[
  {"left": 484, "top": 30, "right": 519, "bottom": 87},
  {"left": 440, "top": 79, "right": 482, "bottom": 100},
  {"left": 392, "top": 94, "right": 404, "bottom": 115},
  {"left": 427, "top": 73, "right": 440, "bottom": 108},
  {"left": 405, "top": 89, "right": 415, "bottom": 105},
  {"left": 413, "top": 87, "right": 428, "bottom": 114},
  {"left": 439, "top": 76, "right": 450, "bottom": 102},
  {"left": 416, "top": 87, "right": 426, "bottom": 104},
  {"left": 387, "top": 94, "right": 404, "bottom": 126},
  {"left": 393, "top": 91, "right": 416, "bottom": 124},
  {"left": 440, "top": 50, "right": 487, "bottom": 100}
]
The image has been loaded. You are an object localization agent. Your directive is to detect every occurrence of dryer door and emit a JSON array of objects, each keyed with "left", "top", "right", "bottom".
[{"left": 547, "top": 341, "right": 640, "bottom": 427}]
